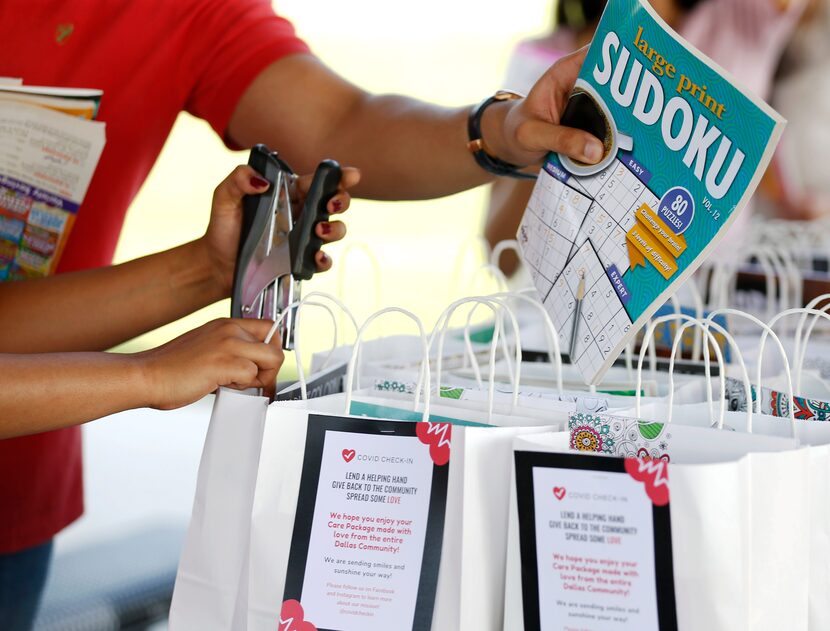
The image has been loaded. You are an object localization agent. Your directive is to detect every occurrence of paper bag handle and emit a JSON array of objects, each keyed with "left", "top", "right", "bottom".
[
  {"left": 793, "top": 294, "right": 830, "bottom": 391},
  {"left": 636, "top": 314, "right": 726, "bottom": 427},
  {"left": 334, "top": 242, "right": 382, "bottom": 331},
  {"left": 667, "top": 318, "right": 751, "bottom": 430},
  {"left": 707, "top": 308, "right": 797, "bottom": 435},
  {"left": 344, "top": 307, "right": 430, "bottom": 422},
  {"left": 491, "top": 291, "right": 564, "bottom": 397},
  {"left": 431, "top": 296, "right": 520, "bottom": 422}
]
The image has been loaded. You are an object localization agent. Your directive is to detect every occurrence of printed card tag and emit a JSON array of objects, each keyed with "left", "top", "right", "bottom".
[
  {"left": 514, "top": 451, "right": 677, "bottom": 630},
  {"left": 276, "top": 362, "right": 348, "bottom": 401},
  {"left": 282, "top": 415, "right": 449, "bottom": 631}
]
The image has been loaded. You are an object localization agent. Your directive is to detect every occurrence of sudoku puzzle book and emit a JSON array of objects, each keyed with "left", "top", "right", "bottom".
[{"left": 518, "top": 0, "right": 785, "bottom": 385}]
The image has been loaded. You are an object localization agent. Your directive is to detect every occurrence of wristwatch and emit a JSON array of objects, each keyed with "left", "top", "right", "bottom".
[{"left": 467, "top": 89, "right": 536, "bottom": 180}]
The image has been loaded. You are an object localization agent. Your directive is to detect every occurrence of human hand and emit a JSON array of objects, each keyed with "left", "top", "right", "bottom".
[
  {"left": 199, "top": 164, "right": 361, "bottom": 296},
  {"left": 486, "top": 47, "right": 605, "bottom": 169},
  {"left": 136, "top": 318, "right": 285, "bottom": 408}
]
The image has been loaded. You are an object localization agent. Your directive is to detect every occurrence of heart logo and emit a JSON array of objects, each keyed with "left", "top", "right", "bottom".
[
  {"left": 279, "top": 599, "right": 317, "bottom": 631},
  {"left": 342, "top": 449, "right": 356, "bottom": 463},
  {"left": 553, "top": 486, "right": 566, "bottom": 501},
  {"left": 416, "top": 421, "right": 452, "bottom": 465},
  {"left": 625, "top": 457, "right": 669, "bottom": 506}
]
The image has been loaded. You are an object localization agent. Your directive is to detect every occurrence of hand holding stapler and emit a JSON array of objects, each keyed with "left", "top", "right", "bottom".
[{"left": 231, "top": 144, "right": 341, "bottom": 350}]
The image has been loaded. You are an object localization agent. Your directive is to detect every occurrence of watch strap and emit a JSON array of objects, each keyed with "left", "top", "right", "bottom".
[{"left": 467, "top": 92, "right": 536, "bottom": 180}]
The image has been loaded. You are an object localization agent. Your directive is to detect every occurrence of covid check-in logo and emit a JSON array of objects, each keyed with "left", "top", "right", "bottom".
[{"left": 279, "top": 600, "right": 317, "bottom": 631}]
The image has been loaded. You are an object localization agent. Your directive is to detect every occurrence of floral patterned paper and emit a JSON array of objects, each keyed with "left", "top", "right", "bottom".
[
  {"left": 724, "top": 377, "right": 830, "bottom": 421},
  {"left": 568, "top": 411, "right": 673, "bottom": 461}
]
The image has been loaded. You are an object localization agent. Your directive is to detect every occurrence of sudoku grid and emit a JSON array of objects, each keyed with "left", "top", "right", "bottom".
[
  {"left": 545, "top": 240, "right": 633, "bottom": 379},
  {"left": 518, "top": 156, "right": 659, "bottom": 381}
]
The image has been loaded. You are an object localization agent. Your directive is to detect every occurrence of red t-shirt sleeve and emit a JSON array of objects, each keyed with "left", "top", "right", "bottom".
[{"left": 183, "top": 0, "right": 311, "bottom": 144}]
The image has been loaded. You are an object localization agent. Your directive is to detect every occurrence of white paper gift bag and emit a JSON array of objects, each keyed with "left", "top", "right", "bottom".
[
  {"left": 432, "top": 424, "right": 554, "bottom": 631},
  {"left": 245, "top": 401, "right": 476, "bottom": 631},
  {"left": 503, "top": 415, "right": 809, "bottom": 631},
  {"left": 245, "top": 302, "right": 590, "bottom": 631},
  {"left": 245, "top": 402, "right": 324, "bottom": 630},
  {"left": 245, "top": 307, "right": 456, "bottom": 631},
  {"left": 630, "top": 400, "right": 830, "bottom": 631},
  {"left": 169, "top": 388, "right": 269, "bottom": 631},
  {"left": 245, "top": 397, "right": 559, "bottom": 631},
  {"left": 627, "top": 308, "right": 830, "bottom": 630}
]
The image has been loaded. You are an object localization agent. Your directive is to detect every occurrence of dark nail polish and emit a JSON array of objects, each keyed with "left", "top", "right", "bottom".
[
  {"left": 250, "top": 176, "right": 269, "bottom": 188},
  {"left": 319, "top": 252, "right": 329, "bottom": 264},
  {"left": 331, "top": 199, "right": 343, "bottom": 212},
  {"left": 320, "top": 222, "right": 332, "bottom": 235}
]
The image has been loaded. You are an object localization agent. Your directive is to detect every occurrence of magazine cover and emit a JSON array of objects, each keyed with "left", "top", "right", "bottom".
[{"left": 517, "top": 0, "right": 785, "bottom": 385}]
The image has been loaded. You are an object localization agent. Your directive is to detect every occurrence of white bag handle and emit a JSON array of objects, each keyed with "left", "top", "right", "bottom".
[
  {"left": 707, "top": 308, "right": 797, "bottom": 435},
  {"left": 462, "top": 296, "right": 523, "bottom": 416},
  {"left": 793, "top": 293, "right": 830, "bottom": 386},
  {"left": 344, "top": 307, "right": 431, "bottom": 422},
  {"left": 795, "top": 306, "right": 830, "bottom": 391},
  {"left": 265, "top": 309, "right": 292, "bottom": 345},
  {"left": 460, "top": 299, "right": 517, "bottom": 391},
  {"left": 334, "top": 242, "right": 382, "bottom": 331},
  {"left": 706, "top": 248, "right": 772, "bottom": 319},
  {"left": 472, "top": 293, "right": 569, "bottom": 409},
  {"left": 714, "top": 247, "right": 778, "bottom": 321},
  {"left": 431, "top": 296, "right": 521, "bottom": 421},
  {"left": 750, "top": 239, "right": 803, "bottom": 318},
  {"left": 432, "top": 295, "right": 511, "bottom": 383},
  {"left": 664, "top": 294, "right": 683, "bottom": 368},
  {"left": 490, "top": 291, "right": 564, "bottom": 397},
  {"left": 766, "top": 307, "right": 830, "bottom": 396},
  {"left": 293, "top": 301, "right": 338, "bottom": 400},
  {"left": 302, "top": 291, "right": 360, "bottom": 340},
  {"left": 636, "top": 314, "right": 727, "bottom": 428},
  {"left": 624, "top": 341, "right": 635, "bottom": 382},
  {"left": 450, "top": 234, "right": 490, "bottom": 299},
  {"left": 446, "top": 291, "right": 567, "bottom": 415},
  {"left": 295, "top": 291, "right": 361, "bottom": 392},
  {"left": 757, "top": 245, "right": 791, "bottom": 314},
  {"left": 490, "top": 239, "right": 519, "bottom": 268},
  {"left": 456, "top": 298, "right": 510, "bottom": 413},
  {"left": 639, "top": 319, "right": 660, "bottom": 385},
  {"left": 701, "top": 258, "right": 727, "bottom": 311},
  {"left": 469, "top": 263, "right": 510, "bottom": 294},
  {"left": 667, "top": 292, "right": 682, "bottom": 316},
  {"left": 775, "top": 245, "right": 803, "bottom": 319},
  {"left": 682, "top": 279, "right": 706, "bottom": 361},
  {"left": 667, "top": 318, "right": 752, "bottom": 430},
  {"left": 262, "top": 307, "right": 308, "bottom": 398}
]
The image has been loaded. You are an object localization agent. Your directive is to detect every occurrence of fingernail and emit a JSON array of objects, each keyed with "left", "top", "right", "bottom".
[
  {"left": 584, "top": 140, "right": 604, "bottom": 164},
  {"left": 250, "top": 176, "right": 269, "bottom": 188},
  {"left": 319, "top": 252, "right": 329, "bottom": 264},
  {"left": 331, "top": 199, "right": 343, "bottom": 213},
  {"left": 319, "top": 222, "right": 332, "bottom": 235}
]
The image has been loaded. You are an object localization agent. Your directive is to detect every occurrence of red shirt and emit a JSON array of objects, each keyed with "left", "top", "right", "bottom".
[{"left": 0, "top": 0, "right": 309, "bottom": 553}]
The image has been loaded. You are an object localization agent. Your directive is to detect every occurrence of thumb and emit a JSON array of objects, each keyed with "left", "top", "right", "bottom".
[{"left": 516, "top": 119, "right": 605, "bottom": 165}]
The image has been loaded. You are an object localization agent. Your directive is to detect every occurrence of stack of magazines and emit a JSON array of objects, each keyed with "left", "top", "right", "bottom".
[{"left": 0, "top": 79, "right": 105, "bottom": 280}]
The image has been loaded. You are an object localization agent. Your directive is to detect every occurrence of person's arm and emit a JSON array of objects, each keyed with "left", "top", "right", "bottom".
[
  {"left": 227, "top": 48, "right": 604, "bottom": 200},
  {"left": 0, "top": 165, "right": 358, "bottom": 353},
  {"left": 0, "top": 318, "right": 283, "bottom": 439}
]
